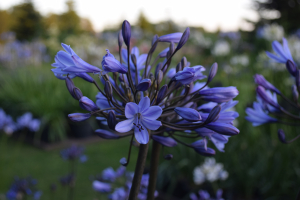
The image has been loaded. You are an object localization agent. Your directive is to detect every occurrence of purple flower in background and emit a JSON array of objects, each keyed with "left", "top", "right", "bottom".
[
  {"left": 266, "top": 38, "right": 295, "bottom": 64},
  {"left": 246, "top": 102, "right": 278, "bottom": 126},
  {"left": 115, "top": 97, "right": 162, "bottom": 144},
  {"left": 6, "top": 177, "right": 42, "bottom": 200},
  {"left": 60, "top": 145, "right": 87, "bottom": 162},
  {"left": 17, "top": 112, "right": 41, "bottom": 132},
  {"left": 93, "top": 180, "right": 111, "bottom": 193}
]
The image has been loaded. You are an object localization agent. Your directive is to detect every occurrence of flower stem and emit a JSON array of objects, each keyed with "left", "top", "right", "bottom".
[
  {"left": 128, "top": 143, "right": 149, "bottom": 200},
  {"left": 147, "top": 140, "right": 161, "bottom": 200}
]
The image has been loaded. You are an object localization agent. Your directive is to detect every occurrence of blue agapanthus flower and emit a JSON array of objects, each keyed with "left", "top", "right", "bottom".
[
  {"left": 266, "top": 38, "right": 295, "bottom": 64},
  {"left": 190, "top": 189, "right": 223, "bottom": 200},
  {"left": 60, "top": 145, "right": 87, "bottom": 162},
  {"left": 6, "top": 177, "right": 42, "bottom": 200},
  {"left": 115, "top": 96, "right": 162, "bottom": 144}
]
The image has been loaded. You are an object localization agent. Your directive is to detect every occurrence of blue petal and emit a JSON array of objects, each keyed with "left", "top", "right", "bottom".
[
  {"left": 134, "top": 127, "right": 149, "bottom": 144},
  {"left": 115, "top": 119, "right": 134, "bottom": 133},
  {"left": 282, "top": 38, "right": 293, "bottom": 61},
  {"left": 266, "top": 51, "right": 285, "bottom": 63},
  {"left": 57, "top": 51, "right": 74, "bottom": 67},
  {"left": 125, "top": 102, "right": 139, "bottom": 118},
  {"left": 142, "top": 106, "right": 162, "bottom": 120},
  {"left": 141, "top": 118, "right": 161, "bottom": 130},
  {"left": 159, "top": 33, "right": 183, "bottom": 43},
  {"left": 95, "top": 129, "right": 120, "bottom": 139},
  {"left": 152, "top": 135, "right": 177, "bottom": 147},
  {"left": 138, "top": 97, "right": 150, "bottom": 113}
]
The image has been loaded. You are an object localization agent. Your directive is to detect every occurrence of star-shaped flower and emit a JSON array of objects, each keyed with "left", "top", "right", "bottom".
[{"left": 115, "top": 97, "right": 162, "bottom": 144}]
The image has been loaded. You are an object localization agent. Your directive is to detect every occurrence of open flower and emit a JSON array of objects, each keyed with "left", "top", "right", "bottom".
[{"left": 115, "top": 97, "right": 162, "bottom": 144}]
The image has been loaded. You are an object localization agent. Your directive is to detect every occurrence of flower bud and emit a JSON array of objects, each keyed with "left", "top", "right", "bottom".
[
  {"left": 207, "top": 63, "right": 218, "bottom": 84},
  {"left": 204, "top": 105, "right": 221, "bottom": 124},
  {"left": 156, "top": 70, "right": 164, "bottom": 85},
  {"left": 167, "top": 42, "right": 175, "bottom": 58},
  {"left": 159, "top": 32, "right": 183, "bottom": 43},
  {"left": 164, "top": 154, "right": 173, "bottom": 160},
  {"left": 122, "top": 20, "right": 131, "bottom": 46},
  {"left": 136, "top": 79, "right": 151, "bottom": 91},
  {"left": 118, "top": 30, "right": 123, "bottom": 48},
  {"left": 95, "top": 129, "right": 120, "bottom": 139},
  {"left": 119, "top": 157, "right": 127, "bottom": 166},
  {"left": 79, "top": 96, "right": 99, "bottom": 111},
  {"left": 68, "top": 113, "right": 91, "bottom": 122},
  {"left": 176, "top": 27, "right": 190, "bottom": 51},
  {"left": 73, "top": 87, "right": 83, "bottom": 100},
  {"left": 292, "top": 85, "right": 299, "bottom": 102},
  {"left": 131, "top": 54, "right": 137, "bottom": 68},
  {"left": 108, "top": 111, "right": 117, "bottom": 130},
  {"left": 193, "top": 147, "right": 215, "bottom": 156},
  {"left": 156, "top": 85, "right": 168, "bottom": 104},
  {"left": 149, "top": 35, "right": 159, "bottom": 54},
  {"left": 152, "top": 135, "right": 177, "bottom": 147},
  {"left": 65, "top": 77, "right": 78, "bottom": 100},
  {"left": 176, "top": 62, "right": 182, "bottom": 72},
  {"left": 205, "top": 122, "right": 239, "bottom": 136},
  {"left": 158, "top": 47, "right": 169, "bottom": 58},
  {"left": 181, "top": 57, "right": 187, "bottom": 69},
  {"left": 174, "top": 107, "right": 202, "bottom": 122},
  {"left": 155, "top": 63, "right": 163, "bottom": 78},
  {"left": 104, "top": 81, "right": 113, "bottom": 99},
  {"left": 286, "top": 60, "right": 297, "bottom": 77},
  {"left": 277, "top": 129, "right": 287, "bottom": 144}
]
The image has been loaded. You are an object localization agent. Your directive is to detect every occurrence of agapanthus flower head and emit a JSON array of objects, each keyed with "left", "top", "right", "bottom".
[
  {"left": 6, "top": 177, "right": 42, "bottom": 200},
  {"left": 190, "top": 189, "right": 224, "bottom": 200},
  {"left": 60, "top": 145, "right": 87, "bottom": 162},
  {"left": 93, "top": 166, "right": 158, "bottom": 200},
  {"left": 55, "top": 20, "right": 239, "bottom": 168}
]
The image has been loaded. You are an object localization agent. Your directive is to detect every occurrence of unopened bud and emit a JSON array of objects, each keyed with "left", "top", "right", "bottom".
[
  {"left": 120, "top": 157, "right": 127, "bottom": 166},
  {"left": 131, "top": 54, "right": 137, "bottom": 68},
  {"left": 79, "top": 96, "right": 98, "bottom": 111},
  {"left": 155, "top": 63, "right": 163, "bottom": 78},
  {"left": 136, "top": 79, "right": 151, "bottom": 91},
  {"left": 156, "top": 85, "right": 168, "bottom": 104},
  {"left": 65, "top": 77, "right": 78, "bottom": 100},
  {"left": 149, "top": 35, "right": 159, "bottom": 54},
  {"left": 104, "top": 81, "right": 113, "bottom": 99},
  {"left": 164, "top": 154, "right": 173, "bottom": 160},
  {"left": 122, "top": 20, "right": 131, "bottom": 46},
  {"left": 156, "top": 70, "right": 163, "bottom": 85},
  {"left": 278, "top": 129, "right": 287, "bottom": 144},
  {"left": 207, "top": 63, "right": 218, "bottom": 84},
  {"left": 181, "top": 57, "right": 187, "bottom": 69},
  {"left": 205, "top": 105, "right": 221, "bottom": 124},
  {"left": 176, "top": 62, "right": 182, "bottom": 72},
  {"left": 73, "top": 87, "right": 83, "bottom": 100},
  {"left": 167, "top": 42, "right": 175, "bottom": 58},
  {"left": 286, "top": 60, "right": 297, "bottom": 77},
  {"left": 108, "top": 111, "right": 117, "bottom": 130},
  {"left": 176, "top": 27, "right": 190, "bottom": 51}
]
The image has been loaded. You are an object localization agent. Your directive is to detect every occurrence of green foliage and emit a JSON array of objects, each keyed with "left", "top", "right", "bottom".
[{"left": 0, "top": 65, "right": 99, "bottom": 142}]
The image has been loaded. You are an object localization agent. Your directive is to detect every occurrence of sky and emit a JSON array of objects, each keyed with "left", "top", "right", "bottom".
[{"left": 0, "top": 0, "right": 259, "bottom": 32}]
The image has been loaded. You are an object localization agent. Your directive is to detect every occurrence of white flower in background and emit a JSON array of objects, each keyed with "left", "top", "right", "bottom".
[
  {"left": 287, "top": 36, "right": 300, "bottom": 64},
  {"left": 257, "top": 23, "right": 284, "bottom": 41},
  {"left": 230, "top": 55, "right": 249, "bottom": 67},
  {"left": 190, "top": 30, "right": 212, "bottom": 48},
  {"left": 193, "top": 158, "right": 228, "bottom": 185},
  {"left": 212, "top": 40, "right": 230, "bottom": 56}
]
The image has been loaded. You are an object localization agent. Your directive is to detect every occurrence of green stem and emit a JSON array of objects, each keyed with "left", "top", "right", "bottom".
[
  {"left": 128, "top": 143, "right": 149, "bottom": 200},
  {"left": 147, "top": 140, "right": 161, "bottom": 200}
]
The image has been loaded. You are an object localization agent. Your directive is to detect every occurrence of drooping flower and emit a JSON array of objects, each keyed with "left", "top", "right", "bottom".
[
  {"left": 245, "top": 102, "right": 278, "bottom": 126},
  {"left": 51, "top": 43, "right": 100, "bottom": 80},
  {"left": 174, "top": 65, "right": 206, "bottom": 85},
  {"left": 266, "top": 38, "right": 295, "bottom": 64},
  {"left": 102, "top": 49, "right": 128, "bottom": 74},
  {"left": 115, "top": 97, "right": 162, "bottom": 144}
]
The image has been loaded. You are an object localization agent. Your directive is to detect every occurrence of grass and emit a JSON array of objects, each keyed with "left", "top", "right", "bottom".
[{"left": 0, "top": 136, "right": 139, "bottom": 200}]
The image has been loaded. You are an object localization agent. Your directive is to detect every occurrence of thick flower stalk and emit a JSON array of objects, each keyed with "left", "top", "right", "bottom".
[
  {"left": 51, "top": 20, "right": 239, "bottom": 200},
  {"left": 246, "top": 38, "right": 300, "bottom": 144}
]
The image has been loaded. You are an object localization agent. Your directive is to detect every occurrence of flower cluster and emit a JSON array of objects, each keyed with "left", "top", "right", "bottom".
[
  {"left": 92, "top": 166, "right": 158, "bottom": 200},
  {"left": 0, "top": 110, "right": 41, "bottom": 135},
  {"left": 60, "top": 145, "right": 87, "bottom": 162},
  {"left": 6, "top": 177, "right": 42, "bottom": 200},
  {"left": 246, "top": 38, "right": 300, "bottom": 143},
  {"left": 193, "top": 158, "right": 228, "bottom": 185},
  {"left": 190, "top": 189, "right": 223, "bottom": 200},
  {"left": 51, "top": 20, "right": 239, "bottom": 162}
]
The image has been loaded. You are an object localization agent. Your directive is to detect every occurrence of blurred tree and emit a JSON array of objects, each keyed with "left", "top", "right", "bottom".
[
  {"left": 10, "top": 0, "right": 43, "bottom": 41},
  {"left": 80, "top": 18, "right": 95, "bottom": 34},
  {"left": 0, "top": 10, "right": 13, "bottom": 37},
  {"left": 57, "top": 0, "right": 82, "bottom": 40},
  {"left": 253, "top": 0, "right": 300, "bottom": 33},
  {"left": 137, "top": 12, "right": 154, "bottom": 33}
]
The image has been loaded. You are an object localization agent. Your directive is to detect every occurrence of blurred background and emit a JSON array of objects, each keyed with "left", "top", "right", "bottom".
[{"left": 0, "top": 0, "right": 300, "bottom": 199}]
